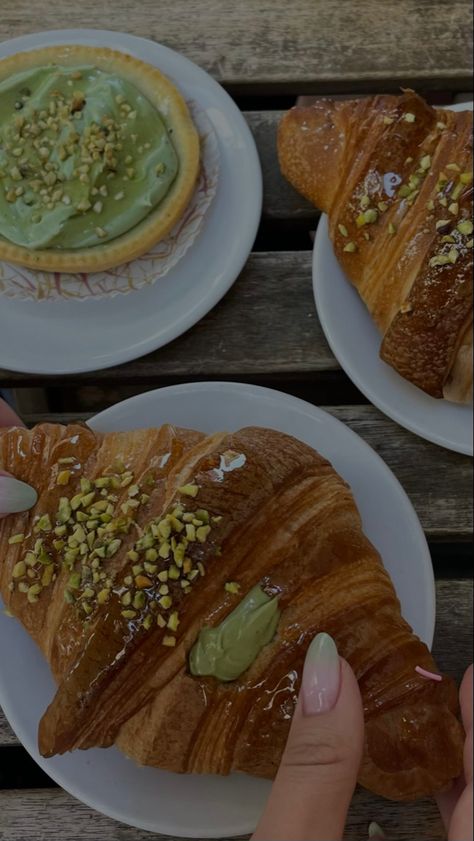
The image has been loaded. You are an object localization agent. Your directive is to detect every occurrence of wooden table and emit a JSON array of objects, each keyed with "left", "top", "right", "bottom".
[{"left": 0, "top": 3, "right": 472, "bottom": 839}]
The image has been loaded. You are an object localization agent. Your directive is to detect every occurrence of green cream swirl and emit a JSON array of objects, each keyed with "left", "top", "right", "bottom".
[
  {"left": 0, "top": 65, "right": 179, "bottom": 249},
  {"left": 189, "top": 585, "right": 280, "bottom": 682}
]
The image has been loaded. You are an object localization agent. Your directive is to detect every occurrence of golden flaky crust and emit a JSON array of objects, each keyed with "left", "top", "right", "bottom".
[
  {"left": 0, "top": 46, "right": 200, "bottom": 272},
  {"left": 0, "top": 423, "right": 464, "bottom": 801},
  {"left": 278, "top": 93, "right": 473, "bottom": 403}
]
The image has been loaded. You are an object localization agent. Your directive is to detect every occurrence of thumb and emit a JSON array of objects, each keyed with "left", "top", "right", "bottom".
[
  {"left": 253, "top": 633, "right": 364, "bottom": 841},
  {"left": 0, "top": 472, "right": 37, "bottom": 517}
]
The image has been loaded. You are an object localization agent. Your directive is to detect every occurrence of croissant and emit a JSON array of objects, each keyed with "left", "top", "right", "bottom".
[
  {"left": 0, "top": 421, "right": 464, "bottom": 801},
  {"left": 278, "top": 91, "right": 473, "bottom": 403}
]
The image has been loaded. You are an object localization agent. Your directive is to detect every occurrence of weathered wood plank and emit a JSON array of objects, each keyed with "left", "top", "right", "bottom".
[
  {"left": 0, "top": 0, "right": 472, "bottom": 92},
  {"left": 0, "top": 254, "right": 336, "bottom": 385},
  {"left": 0, "top": 786, "right": 448, "bottom": 840},
  {"left": 15, "top": 401, "right": 474, "bottom": 542},
  {"left": 0, "top": 579, "right": 471, "bottom": 749}
]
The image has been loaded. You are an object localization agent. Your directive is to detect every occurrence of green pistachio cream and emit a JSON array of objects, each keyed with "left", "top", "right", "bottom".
[
  {"left": 0, "top": 65, "right": 179, "bottom": 249},
  {"left": 189, "top": 585, "right": 281, "bottom": 682}
]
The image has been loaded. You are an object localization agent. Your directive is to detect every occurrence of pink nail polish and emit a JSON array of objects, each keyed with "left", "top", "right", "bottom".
[{"left": 302, "top": 632, "right": 341, "bottom": 716}]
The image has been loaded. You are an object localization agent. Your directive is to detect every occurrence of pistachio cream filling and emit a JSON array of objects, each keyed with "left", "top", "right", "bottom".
[
  {"left": 189, "top": 584, "right": 281, "bottom": 682},
  {"left": 0, "top": 64, "right": 179, "bottom": 250}
]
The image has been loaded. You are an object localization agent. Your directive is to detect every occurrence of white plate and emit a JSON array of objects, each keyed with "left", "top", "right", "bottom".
[
  {"left": 0, "top": 30, "right": 262, "bottom": 374},
  {"left": 0, "top": 382, "right": 434, "bottom": 837},
  {"left": 313, "top": 101, "right": 473, "bottom": 456}
]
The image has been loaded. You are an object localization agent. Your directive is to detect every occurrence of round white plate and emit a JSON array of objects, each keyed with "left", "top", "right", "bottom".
[
  {"left": 0, "top": 382, "right": 434, "bottom": 837},
  {"left": 313, "top": 101, "right": 473, "bottom": 456},
  {"left": 0, "top": 30, "right": 262, "bottom": 374}
]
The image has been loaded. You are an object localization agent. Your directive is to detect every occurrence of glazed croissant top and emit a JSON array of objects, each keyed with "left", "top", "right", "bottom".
[
  {"left": 278, "top": 91, "right": 473, "bottom": 402},
  {"left": 0, "top": 421, "right": 464, "bottom": 801}
]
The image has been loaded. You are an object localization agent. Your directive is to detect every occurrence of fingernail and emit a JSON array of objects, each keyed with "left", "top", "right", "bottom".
[
  {"left": 302, "top": 632, "right": 341, "bottom": 716},
  {"left": 368, "top": 821, "right": 386, "bottom": 839},
  {"left": 0, "top": 476, "right": 37, "bottom": 514}
]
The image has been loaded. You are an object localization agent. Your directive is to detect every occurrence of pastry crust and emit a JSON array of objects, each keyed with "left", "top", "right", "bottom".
[
  {"left": 0, "top": 45, "right": 200, "bottom": 272},
  {"left": 0, "top": 421, "right": 464, "bottom": 801},
  {"left": 278, "top": 93, "right": 473, "bottom": 403}
]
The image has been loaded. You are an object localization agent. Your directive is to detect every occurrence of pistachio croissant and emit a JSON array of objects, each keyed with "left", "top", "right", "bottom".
[
  {"left": 0, "top": 422, "right": 464, "bottom": 800},
  {"left": 278, "top": 91, "right": 473, "bottom": 402}
]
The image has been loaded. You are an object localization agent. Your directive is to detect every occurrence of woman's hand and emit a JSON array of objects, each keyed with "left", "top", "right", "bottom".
[
  {"left": 0, "top": 397, "right": 37, "bottom": 517},
  {"left": 437, "top": 665, "right": 473, "bottom": 841},
  {"left": 252, "top": 632, "right": 364, "bottom": 841}
]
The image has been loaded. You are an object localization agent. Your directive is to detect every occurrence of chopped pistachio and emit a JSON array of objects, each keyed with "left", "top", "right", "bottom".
[
  {"left": 338, "top": 223, "right": 348, "bottom": 237},
  {"left": 448, "top": 248, "right": 459, "bottom": 263},
  {"left": 377, "top": 201, "right": 388, "bottom": 213},
  {"left": 467, "top": 239, "right": 474, "bottom": 248},
  {"left": 36, "top": 514, "right": 52, "bottom": 532},
  {"left": 168, "top": 565, "right": 180, "bottom": 580},
  {"left": 159, "top": 584, "right": 169, "bottom": 595},
  {"left": 167, "top": 611, "right": 180, "bottom": 632},
  {"left": 25, "top": 552, "right": 36, "bottom": 566},
  {"left": 426, "top": 199, "right": 435, "bottom": 211},
  {"left": 441, "top": 235, "right": 455, "bottom": 243},
  {"left": 419, "top": 155, "right": 431, "bottom": 171},
  {"left": 398, "top": 184, "right": 412, "bottom": 198},
  {"left": 197, "top": 562, "right": 206, "bottom": 577},
  {"left": 343, "top": 241, "right": 357, "bottom": 253},
  {"left": 383, "top": 115, "right": 394, "bottom": 125},
  {"left": 448, "top": 202, "right": 459, "bottom": 216},
  {"left": 439, "top": 197, "right": 448, "bottom": 207},
  {"left": 80, "top": 478, "right": 92, "bottom": 494},
  {"left": 124, "top": 575, "right": 133, "bottom": 586},
  {"left": 451, "top": 182, "right": 464, "bottom": 201},
  {"left": 162, "top": 635, "right": 176, "bottom": 647},
  {"left": 12, "top": 561, "right": 26, "bottom": 578},
  {"left": 460, "top": 171, "right": 473, "bottom": 185},
  {"left": 403, "top": 112, "right": 416, "bottom": 122},
  {"left": 157, "top": 570, "right": 168, "bottom": 582},
  {"left": 388, "top": 222, "right": 397, "bottom": 235},
  {"left": 122, "top": 609, "right": 137, "bottom": 619},
  {"left": 159, "top": 595, "right": 172, "bottom": 609},
  {"left": 430, "top": 254, "right": 451, "bottom": 267},
  {"left": 133, "top": 591, "right": 146, "bottom": 610},
  {"left": 196, "top": 525, "right": 211, "bottom": 543},
  {"left": 142, "top": 614, "right": 154, "bottom": 630},
  {"left": 121, "top": 591, "right": 132, "bottom": 606},
  {"left": 157, "top": 519, "right": 171, "bottom": 540},
  {"left": 457, "top": 219, "right": 474, "bottom": 236},
  {"left": 70, "top": 493, "right": 84, "bottom": 511},
  {"left": 106, "top": 538, "right": 122, "bottom": 557},
  {"left": 225, "top": 581, "right": 241, "bottom": 594},
  {"left": 145, "top": 548, "right": 158, "bottom": 562},
  {"left": 144, "top": 562, "right": 158, "bottom": 574},
  {"left": 8, "top": 533, "right": 25, "bottom": 545},
  {"left": 436, "top": 219, "right": 451, "bottom": 231},
  {"left": 159, "top": 542, "right": 171, "bottom": 559},
  {"left": 58, "top": 457, "right": 75, "bottom": 465},
  {"left": 157, "top": 614, "right": 167, "bottom": 628},
  {"left": 178, "top": 483, "right": 199, "bottom": 498},
  {"left": 68, "top": 572, "right": 81, "bottom": 590},
  {"left": 135, "top": 574, "right": 153, "bottom": 589}
]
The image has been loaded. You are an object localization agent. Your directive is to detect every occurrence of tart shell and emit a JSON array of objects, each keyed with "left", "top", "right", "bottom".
[{"left": 0, "top": 45, "right": 200, "bottom": 273}]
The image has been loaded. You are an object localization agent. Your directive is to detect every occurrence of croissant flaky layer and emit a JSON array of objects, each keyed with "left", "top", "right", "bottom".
[
  {"left": 0, "top": 422, "right": 464, "bottom": 800},
  {"left": 278, "top": 92, "right": 473, "bottom": 402}
]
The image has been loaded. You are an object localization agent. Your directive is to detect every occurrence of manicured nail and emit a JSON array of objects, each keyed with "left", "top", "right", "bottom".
[
  {"left": 0, "top": 475, "right": 37, "bottom": 514},
  {"left": 302, "top": 632, "right": 341, "bottom": 716},
  {"left": 368, "top": 821, "right": 386, "bottom": 838}
]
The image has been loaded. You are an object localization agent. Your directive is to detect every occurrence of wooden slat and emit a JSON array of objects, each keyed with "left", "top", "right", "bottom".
[
  {"left": 1, "top": 578, "right": 472, "bottom": 749},
  {"left": 17, "top": 404, "right": 474, "bottom": 541},
  {"left": 0, "top": 580, "right": 471, "bottom": 839},
  {"left": 0, "top": 253, "right": 335, "bottom": 385},
  {"left": 0, "top": 0, "right": 472, "bottom": 92},
  {"left": 0, "top": 787, "right": 446, "bottom": 840}
]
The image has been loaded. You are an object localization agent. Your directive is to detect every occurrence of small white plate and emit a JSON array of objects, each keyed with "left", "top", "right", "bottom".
[
  {"left": 0, "top": 30, "right": 262, "bottom": 374},
  {"left": 0, "top": 382, "right": 434, "bottom": 837},
  {"left": 313, "top": 102, "right": 473, "bottom": 456}
]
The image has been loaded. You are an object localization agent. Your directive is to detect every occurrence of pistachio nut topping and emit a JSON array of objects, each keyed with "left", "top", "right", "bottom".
[
  {"left": 9, "top": 462, "right": 220, "bottom": 649},
  {"left": 0, "top": 65, "right": 179, "bottom": 250}
]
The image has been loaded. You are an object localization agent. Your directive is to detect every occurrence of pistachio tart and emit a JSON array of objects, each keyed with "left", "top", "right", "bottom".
[
  {"left": 0, "top": 422, "right": 464, "bottom": 801},
  {"left": 0, "top": 46, "right": 200, "bottom": 272}
]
